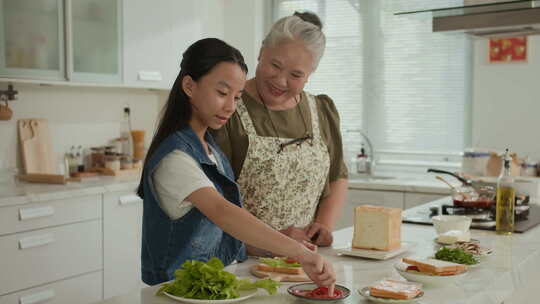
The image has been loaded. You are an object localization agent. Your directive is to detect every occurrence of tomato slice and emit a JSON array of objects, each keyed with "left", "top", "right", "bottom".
[{"left": 285, "top": 257, "right": 299, "bottom": 264}]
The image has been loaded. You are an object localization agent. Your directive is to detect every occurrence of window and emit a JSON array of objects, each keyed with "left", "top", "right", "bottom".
[{"left": 273, "top": 0, "right": 471, "bottom": 171}]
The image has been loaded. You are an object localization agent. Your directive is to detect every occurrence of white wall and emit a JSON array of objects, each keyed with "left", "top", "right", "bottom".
[
  {"left": 0, "top": 82, "right": 167, "bottom": 171},
  {"left": 472, "top": 36, "right": 540, "bottom": 160}
]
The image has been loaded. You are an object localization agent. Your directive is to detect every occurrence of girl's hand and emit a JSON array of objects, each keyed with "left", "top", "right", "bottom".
[{"left": 296, "top": 246, "right": 336, "bottom": 288}]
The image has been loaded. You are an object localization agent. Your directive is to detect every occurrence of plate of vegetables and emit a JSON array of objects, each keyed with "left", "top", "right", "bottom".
[
  {"left": 157, "top": 257, "right": 280, "bottom": 303},
  {"left": 432, "top": 247, "right": 480, "bottom": 266}
]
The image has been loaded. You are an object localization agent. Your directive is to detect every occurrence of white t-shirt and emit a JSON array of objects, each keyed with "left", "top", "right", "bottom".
[{"left": 152, "top": 149, "right": 220, "bottom": 220}]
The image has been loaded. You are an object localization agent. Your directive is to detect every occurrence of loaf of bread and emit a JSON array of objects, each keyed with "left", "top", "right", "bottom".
[{"left": 352, "top": 205, "right": 402, "bottom": 251}]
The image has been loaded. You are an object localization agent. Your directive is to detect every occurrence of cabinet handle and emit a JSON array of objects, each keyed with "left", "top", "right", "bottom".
[
  {"left": 19, "top": 206, "right": 55, "bottom": 221},
  {"left": 19, "top": 289, "right": 55, "bottom": 304},
  {"left": 19, "top": 233, "right": 55, "bottom": 250},
  {"left": 119, "top": 194, "right": 142, "bottom": 206}
]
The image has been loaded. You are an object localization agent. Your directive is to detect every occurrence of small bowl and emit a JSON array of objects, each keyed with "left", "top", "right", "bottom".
[
  {"left": 431, "top": 215, "right": 471, "bottom": 235},
  {"left": 287, "top": 283, "right": 350, "bottom": 302}
]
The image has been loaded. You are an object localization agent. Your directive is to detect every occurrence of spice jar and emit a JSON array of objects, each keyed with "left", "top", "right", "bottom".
[
  {"left": 105, "top": 153, "right": 120, "bottom": 171},
  {"left": 120, "top": 155, "right": 133, "bottom": 170}
]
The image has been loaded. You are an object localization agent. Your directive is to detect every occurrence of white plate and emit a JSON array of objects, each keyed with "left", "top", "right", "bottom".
[
  {"left": 428, "top": 255, "right": 482, "bottom": 268},
  {"left": 394, "top": 262, "right": 467, "bottom": 286},
  {"left": 334, "top": 242, "right": 416, "bottom": 260},
  {"left": 358, "top": 287, "right": 424, "bottom": 303},
  {"left": 163, "top": 289, "right": 257, "bottom": 304}
]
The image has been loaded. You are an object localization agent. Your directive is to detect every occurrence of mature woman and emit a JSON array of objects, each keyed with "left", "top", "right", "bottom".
[{"left": 212, "top": 12, "right": 348, "bottom": 251}]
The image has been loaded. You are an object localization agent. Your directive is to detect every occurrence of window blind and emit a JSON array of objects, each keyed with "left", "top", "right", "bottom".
[{"left": 273, "top": 0, "right": 471, "bottom": 169}]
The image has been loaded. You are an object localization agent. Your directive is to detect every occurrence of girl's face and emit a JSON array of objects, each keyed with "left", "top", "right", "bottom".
[
  {"left": 255, "top": 40, "right": 315, "bottom": 105},
  {"left": 184, "top": 62, "right": 246, "bottom": 130}
]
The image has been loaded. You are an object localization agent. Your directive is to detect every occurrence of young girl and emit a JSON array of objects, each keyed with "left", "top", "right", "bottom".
[{"left": 136, "top": 38, "right": 335, "bottom": 290}]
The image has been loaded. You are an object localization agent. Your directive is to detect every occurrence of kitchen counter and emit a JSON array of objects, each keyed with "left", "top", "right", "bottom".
[
  {"left": 94, "top": 197, "right": 540, "bottom": 304},
  {"left": 348, "top": 173, "right": 456, "bottom": 194},
  {"left": 0, "top": 176, "right": 139, "bottom": 207}
]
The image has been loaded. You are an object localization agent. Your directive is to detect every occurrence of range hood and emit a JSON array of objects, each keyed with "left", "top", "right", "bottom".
[{"left": 395, "top": 0, "right": 540, "bottom": 38}]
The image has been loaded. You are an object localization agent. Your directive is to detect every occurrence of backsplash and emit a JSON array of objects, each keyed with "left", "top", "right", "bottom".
[{"left": 0, "top": 82, "right": 167, "bottom": 172}]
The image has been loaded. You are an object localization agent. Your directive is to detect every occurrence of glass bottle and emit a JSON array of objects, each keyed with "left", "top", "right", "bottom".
[
  {"left": 496, "top": 149, "right": 515, "bottom": 235},
  {"left": 120, "top": 106, "right": 134, "bottom": 162}
]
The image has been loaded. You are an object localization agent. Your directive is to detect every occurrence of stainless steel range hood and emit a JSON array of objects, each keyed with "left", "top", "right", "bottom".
[{"left": 395, "top": 1, "right": 540, "bottom": 38}]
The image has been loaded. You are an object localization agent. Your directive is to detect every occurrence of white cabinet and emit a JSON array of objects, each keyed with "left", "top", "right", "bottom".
[
  {"left": 0, "top": 195, "right": 102, "bottom": 304},
  {"left": 0, "top": 0, "right": 122, "bottom": 83},
  {"left": 335, "top": 189, "right": 404, "bottom": 230},
  {"left": 103, "top": 190, "right": 144, "bottom": 299},
  {"left": 404, "top": 192, "right": 445, "bottom": 209},
  {"left": 122, "top": 0, "right": 212, "bottom": 89}
]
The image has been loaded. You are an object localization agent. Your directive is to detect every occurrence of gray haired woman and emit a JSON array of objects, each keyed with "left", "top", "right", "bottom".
[{"left": 212, "top": 11, "right": 348, "bottom": 255}]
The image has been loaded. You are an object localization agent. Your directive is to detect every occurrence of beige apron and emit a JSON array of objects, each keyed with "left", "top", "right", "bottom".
[{"left": 236, "top": 93, "right": 330, "bottom": 230}]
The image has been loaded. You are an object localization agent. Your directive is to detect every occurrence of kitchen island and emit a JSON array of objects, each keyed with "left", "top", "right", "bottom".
[{"left": 94, "top": 197, "right": 539, "bottom": 304}]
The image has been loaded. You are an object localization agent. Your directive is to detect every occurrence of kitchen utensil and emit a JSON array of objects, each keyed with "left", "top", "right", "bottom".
[
  {"left": 18, "top": 119, "right": 56, "bottom": 174},
  {"left": 436, "top": 176, "right": 472, "bottom": 199},
  {"left": 19, "top": 173, "right": 66, "bottom": 184},
  {"left": 427, "top": 168, "right": 495, "bottom": 196}
]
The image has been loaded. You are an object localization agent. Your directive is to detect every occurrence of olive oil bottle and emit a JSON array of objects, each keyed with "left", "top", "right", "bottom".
[{"left": 496, "top": 149, "right": 515, "bottom": 235}]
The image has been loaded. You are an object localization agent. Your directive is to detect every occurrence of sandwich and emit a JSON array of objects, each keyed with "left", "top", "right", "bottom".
[
  {"left": 369, "top": 279, "right": 422, "bottom": 300},
  {"left": 402, "top": 257, "right": 467, "bottom": 276},
  {"left": 256, "top": 257, "right": 303, "bottom": 275}
]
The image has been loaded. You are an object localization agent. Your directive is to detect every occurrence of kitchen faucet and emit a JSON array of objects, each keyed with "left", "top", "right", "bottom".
[{"left": 346, "top": 129, "right": 375, "bottom": 176}]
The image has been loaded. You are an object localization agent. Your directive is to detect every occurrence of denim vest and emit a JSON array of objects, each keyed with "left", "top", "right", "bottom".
[{"left": 140, "top": 126, "right": 246, "bottom": 285}]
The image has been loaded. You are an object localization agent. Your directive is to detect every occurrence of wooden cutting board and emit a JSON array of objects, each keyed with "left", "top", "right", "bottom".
[
  {"left": 249, "top": 265, "right": 311, "bottom": 282},
  {"left": 18, "top": 119, "right": 56, "bottom": 174}
]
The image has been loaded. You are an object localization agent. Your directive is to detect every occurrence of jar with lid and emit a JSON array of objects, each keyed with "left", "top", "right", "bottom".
[
  {"left": 521, "top": 157, "right": 537, "bottom": 177},
  {"left": 105, "top": 153, "right": 120, "bottom": 171},
  {"left": 120, "top": 155, "right": 133, "bottom": 170},
  {"left": 462, "top": 149, "right": 490, "bottom": 176}
]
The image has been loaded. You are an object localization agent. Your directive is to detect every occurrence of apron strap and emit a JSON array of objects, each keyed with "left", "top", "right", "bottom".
[
  {"left": 236, "top": 99, "right": 258, "bottom": 136},
  {"left": 305, "top": 93, "right": 322, "bottom": 139}
]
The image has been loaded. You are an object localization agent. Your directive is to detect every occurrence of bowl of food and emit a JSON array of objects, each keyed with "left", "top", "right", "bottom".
[
  {"left": 287, "top": 283, "right": 350, "bottom": 302},
  {"left": 431, "top": 215, "right": 471, "bottom": 235}
]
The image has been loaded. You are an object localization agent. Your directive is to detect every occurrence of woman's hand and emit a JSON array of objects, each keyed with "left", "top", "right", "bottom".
[
  {"left": 305, "top": 222, "right": 333, "bottom": 246},
  {"left": 280, "top": 226, "right": 311, "bottom": 242},
  {"left": 296, "top": 246, "right": 336, "bottom": 288}
]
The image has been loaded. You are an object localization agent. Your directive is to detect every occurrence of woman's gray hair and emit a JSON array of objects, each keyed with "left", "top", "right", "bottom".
[{"left": 262, "top": 12, "right": 326, "bottom": 68}]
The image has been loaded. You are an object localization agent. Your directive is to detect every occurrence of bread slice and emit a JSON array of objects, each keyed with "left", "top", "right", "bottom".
[
  {"left": 402, "top": 257, "right": 466, "bottom": 275},
  {"left": 369, "top": 279, "right": 422, "bottom": 300},
  {"left": 256, "top": 263, "right": 303, "bottom": 275}
]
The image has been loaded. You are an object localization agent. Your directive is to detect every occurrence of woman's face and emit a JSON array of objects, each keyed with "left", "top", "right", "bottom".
[
  {"left": 185, "top": 62, "right": 246, "bottom": 130},
  {"left": 255, "top": 40, "right": 315, "bottom": 105}
]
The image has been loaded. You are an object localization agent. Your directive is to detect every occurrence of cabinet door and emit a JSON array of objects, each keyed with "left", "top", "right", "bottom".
[
  {"left": 335, "top": 189, "right": 404, "bottom": 230},
  {"left": 0, "top": 0, "right": 65, "bottom": 79},
  {"left": 404, "top": 192, "right": 445, "bottom": 209},
  {"left": 103, "top": 190, "right": 144, "bottom": 299},
  {"left": 123, "top": 0, "right": 203, "bottom": 89},
  {"left": 68, "top": 0, "right": 121, "bottom": 83}
]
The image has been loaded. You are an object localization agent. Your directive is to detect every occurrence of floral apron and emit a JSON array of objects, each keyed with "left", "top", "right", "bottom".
[{"left": 236, "top": 93, "right": 330, "bottom": 230}]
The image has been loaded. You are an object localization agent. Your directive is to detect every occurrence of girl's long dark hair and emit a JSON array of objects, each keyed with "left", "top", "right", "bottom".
[{"left": 137, "top": 38, "right": 247, "bottom": 198}]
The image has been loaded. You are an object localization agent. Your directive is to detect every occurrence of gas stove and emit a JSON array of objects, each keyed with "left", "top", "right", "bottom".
[{"left": 402, "top": 199, "right": 540, "bottom": 233}]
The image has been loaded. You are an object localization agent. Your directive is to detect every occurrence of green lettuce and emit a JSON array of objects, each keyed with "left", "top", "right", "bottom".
[
  {"left": 156, "top": 257, "right": 280, "bottom": 300},
  {"left": 259, "top": 257, "right": 301, "bottom": 268}
]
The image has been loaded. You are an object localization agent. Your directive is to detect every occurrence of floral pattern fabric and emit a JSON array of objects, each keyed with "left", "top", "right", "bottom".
[{"left": 236, "top": 94, "right": 330, "bottom": 230}]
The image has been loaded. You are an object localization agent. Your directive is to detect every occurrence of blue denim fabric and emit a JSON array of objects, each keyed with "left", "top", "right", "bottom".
[{"left": 140, "top": 126, "right": 246, "bottom": 285}]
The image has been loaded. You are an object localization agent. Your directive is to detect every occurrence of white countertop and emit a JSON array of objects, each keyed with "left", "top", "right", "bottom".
[
  {"left": 94, "top": 197, "right": 540, "bottom": 304},
  {"left": 347, "top": 173, "right": 456, "bottom": 194},
  {"left": 0, "top": 176, "right": 139, "bottom": 207}
]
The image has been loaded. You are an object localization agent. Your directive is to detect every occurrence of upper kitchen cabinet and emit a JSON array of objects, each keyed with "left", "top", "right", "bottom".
[
  {"left": 122, "top": 0, "right": 204, "bottom": 89},
  {"left": 0, "top": 0, "right": 65, "bottom": 80},
  {"left": 0, "top": 0, "right": 122, "bottom": 83},
  {"left": 69, "top": 0, "right": 122, "bottom": 83}
]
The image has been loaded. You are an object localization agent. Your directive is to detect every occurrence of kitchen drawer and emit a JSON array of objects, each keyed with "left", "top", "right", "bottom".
[
  {"left": 0, "top": 271, "right": 102, "bottom": 304},
  {"left": 0, "top": 195, "right": 101, "bottom": 236},
  {"left": 0, "top": 220, "right": 102, "bottom": 295}
]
